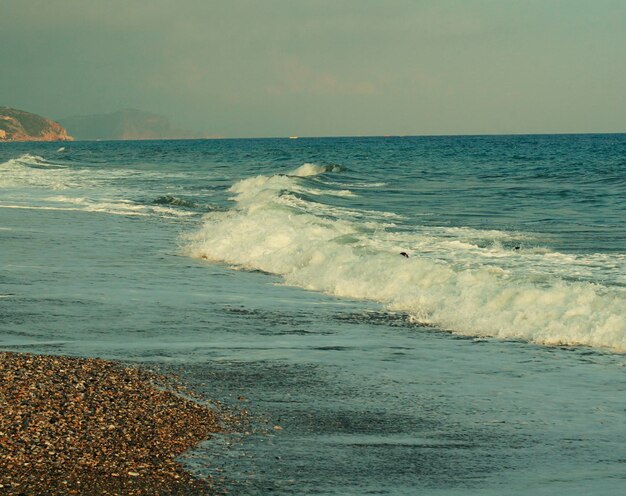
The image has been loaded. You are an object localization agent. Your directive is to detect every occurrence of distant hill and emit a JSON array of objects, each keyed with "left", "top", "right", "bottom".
[
  {"left": 0, "top": 107, "right": 73, "bottom": 142},
  {"left": 59, "top": 109, "right": 205, "bottom": 141}
]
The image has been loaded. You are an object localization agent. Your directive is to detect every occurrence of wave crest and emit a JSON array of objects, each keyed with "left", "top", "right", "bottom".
[
  {"left": 153, "top": 195, "right": 198, "bottom": 209},
  {"left": 290, "top": 163, "right": 343, "bottom": 177},
  {"left": 8, "top": 153, "right": 65, "bottom": 169},
  {"left": 185, "top": 170, "right": 626, "bottom": 352}
]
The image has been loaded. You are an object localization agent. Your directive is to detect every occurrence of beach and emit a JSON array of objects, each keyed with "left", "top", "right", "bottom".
[
  {"left": 3, "top": 0, "right": 626, "bottom": 493},
  {"left": 1, "top": 136, "right": 625, "bottom": 494},
  {"left": 0, "top": 352, "right": 221, "bottom": 495}
]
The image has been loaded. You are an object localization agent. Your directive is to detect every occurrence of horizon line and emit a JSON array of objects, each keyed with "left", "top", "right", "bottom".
[{"left": 52, "top": 131, "right": 626, "bottom": 143}]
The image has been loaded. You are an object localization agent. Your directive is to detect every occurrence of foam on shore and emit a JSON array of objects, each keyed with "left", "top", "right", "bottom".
[{"left": 185, "top": 165, "right": 626, "bottom": 352}]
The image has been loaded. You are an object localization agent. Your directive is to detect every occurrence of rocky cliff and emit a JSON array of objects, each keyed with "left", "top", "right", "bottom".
[
  {"left": 59, "top": 109, "right": 204, "bottom": 140},
  {"left": 0, "top": 107, "right": 73, "bottom": 142}
]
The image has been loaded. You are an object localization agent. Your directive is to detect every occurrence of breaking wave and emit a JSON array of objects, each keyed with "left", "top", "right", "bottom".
[
  {"left": 290, "top": 163, "right": 344, "bottom": 177},
  {"left": 0, "top": 154, "right": 74, "bottom": 189},
  {"left": 5, "top": 153, "right": 67, "bottom": 169},
  {"left": 184, "top": 165, "right": 626, "bottom": 352},
  {"left": 153, "top": 195, "right": 199, "bottom": 209},
  {"left": 0, "top": 154, "right": 199, "bottom": 218}
]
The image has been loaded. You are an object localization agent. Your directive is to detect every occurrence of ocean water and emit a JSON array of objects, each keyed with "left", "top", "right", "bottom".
[{"left": 1, "top": 135, "right": 625, "bottom": 494}]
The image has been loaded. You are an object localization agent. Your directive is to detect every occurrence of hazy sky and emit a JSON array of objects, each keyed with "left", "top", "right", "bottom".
[{"left": 2, "top": 0, "right": 625, "bottom": 137}]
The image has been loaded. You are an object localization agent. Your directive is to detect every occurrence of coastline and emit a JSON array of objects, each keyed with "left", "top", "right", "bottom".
[{"left": 0, "top": 351, "right": 222, "bottom": 495}]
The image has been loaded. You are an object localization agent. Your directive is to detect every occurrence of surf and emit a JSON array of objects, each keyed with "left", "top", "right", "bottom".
[{"left": 185, "top": 164, "right": 626, "bottom": 352}]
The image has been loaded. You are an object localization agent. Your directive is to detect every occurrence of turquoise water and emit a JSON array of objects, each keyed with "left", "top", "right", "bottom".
[{"left": 1, "top": 136, "right": 625, "bottom": 494}]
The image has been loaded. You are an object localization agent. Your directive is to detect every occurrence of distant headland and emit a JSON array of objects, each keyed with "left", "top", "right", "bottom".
[
  {"left": 59, "top": 109, "right": 207, "bottom": 141},
  {"left": 0, "top": 106, "right": 209, "bottom": 142},
  {"left": 0, "top": 107, "right": 73, "bottom": 142}
]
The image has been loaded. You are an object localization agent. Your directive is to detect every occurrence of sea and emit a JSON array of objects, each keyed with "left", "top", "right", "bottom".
[{"left": 1, "top": 135, "right": 625, "bottom": 495}]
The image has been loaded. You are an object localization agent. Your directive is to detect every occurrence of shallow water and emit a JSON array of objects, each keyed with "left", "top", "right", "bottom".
[{"left": 1, "top": 136, "right": 625, "bottom": 494}]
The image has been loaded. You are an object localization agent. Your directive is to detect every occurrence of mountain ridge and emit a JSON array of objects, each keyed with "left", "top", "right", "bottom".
[{"left": 59, "top": 109, "right": 206, "bottom": 140}]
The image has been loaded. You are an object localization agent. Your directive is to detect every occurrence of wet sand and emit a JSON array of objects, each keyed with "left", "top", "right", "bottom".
[{"left": 0, "top": 352, "right": 222, "bottom": 495}]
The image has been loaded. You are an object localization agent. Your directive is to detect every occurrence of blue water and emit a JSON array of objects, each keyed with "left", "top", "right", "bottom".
[{"left": 1, "top": 135, "right": 625, "bottom": 494}]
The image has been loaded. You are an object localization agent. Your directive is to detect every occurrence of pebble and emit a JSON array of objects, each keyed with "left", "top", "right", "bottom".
[{"left": 0, "top": 351, "right": 224, "bottom": 495}]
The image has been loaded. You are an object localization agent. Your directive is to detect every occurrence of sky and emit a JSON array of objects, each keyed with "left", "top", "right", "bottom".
[{"left": 2, "top": 0, "right": 626, "bottom": 137}]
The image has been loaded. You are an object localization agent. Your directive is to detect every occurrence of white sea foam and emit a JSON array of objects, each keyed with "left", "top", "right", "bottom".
[
  {"left": 44, "top": 196, "right": 197, "bottom": 218},
  {"left": 0, "top": 154, "right": 198, "bottom": 219},
  {"left": 326, "top": 180, "right": 388, "bottom": 189},
  {"left": 185, "top": 169, "right": 626, "bottom": 352},
  {"left": 0, "top": 197, "right": 198, "bottom": 218},
  {"left": 13, "top": 153, "right": 52, "bottom": 166},
  {"left": 229, "top": 171, "right": 355, "bottom": 208},
  {"left": 0, "top": 154, "right": 189, "bottom": 190},
  {"left": 290, "top": 163, "right": 342, "bottom": 177},
  {"left": 0, "top": 154, "right": 75, "bottom": 189}
]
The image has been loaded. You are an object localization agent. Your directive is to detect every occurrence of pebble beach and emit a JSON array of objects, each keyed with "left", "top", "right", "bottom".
[
  {"left": 0, "top": 352, "right": 222, "bottom": 495},
  {"left": 2, "top": 137, "right": 625, "bottom": 495}
]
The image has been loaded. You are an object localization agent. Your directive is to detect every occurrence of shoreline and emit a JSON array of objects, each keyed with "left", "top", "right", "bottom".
[{"left": 0, "top": 351, "right": 223, "bottom": 495}]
